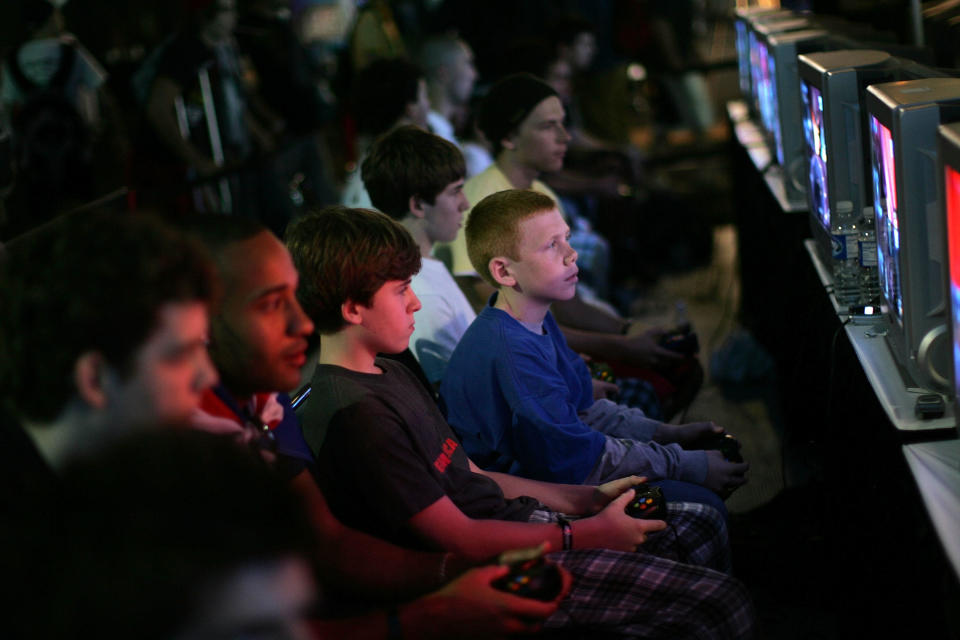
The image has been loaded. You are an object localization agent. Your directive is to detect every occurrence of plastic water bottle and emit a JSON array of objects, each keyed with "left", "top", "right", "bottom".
[
  {"left": 858, "top": 209, "right": 880, "bottom": 303},
  {"left": 831, "top": 201, "right": 860, "bottom": 303}
]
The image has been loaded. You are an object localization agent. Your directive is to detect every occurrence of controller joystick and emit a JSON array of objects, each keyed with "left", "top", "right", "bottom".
[
  {"left": 624, "top": 483, "right": 667, "bottom": 519},
  {"left": 492, "top": 557, "right": 563, "bottom": 601}
]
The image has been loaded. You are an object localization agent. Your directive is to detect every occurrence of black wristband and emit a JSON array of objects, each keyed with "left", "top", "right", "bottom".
[
  {"left": 386, "top": 606, "right": 402, "bottom": 640},
  {"left": 557, "top": 515, "right": 573, "bottom": 551}
]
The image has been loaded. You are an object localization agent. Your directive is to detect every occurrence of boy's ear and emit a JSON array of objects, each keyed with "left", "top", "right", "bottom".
[
  {"left": 74, "top": 351, "right": 110, "bottom": 410},
  {"left": 340, "top": 298, "right": 365, "bottom": 326},
  {"left": 488, "top": 256, "right": 517, "bottom": 288},
  {"left": 408, "top": 195, "right": 425, "bottom": 219},
  {"left": 501, "top": 135, "right": 516, "bottom": 151}
]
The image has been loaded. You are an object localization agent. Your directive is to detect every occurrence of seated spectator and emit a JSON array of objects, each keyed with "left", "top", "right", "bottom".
[
  {"left": 341, "top": 57, "right": 430, "bottom": 209},
  {"left": 138, "top": 0, "right": 289, "bottom": 229},
  {"left": 440, "top": 189, "right": 748, "bottom": 514},
  {"left": 0, "top": 210, "right": 217, "bottom": 485},
  {"left": 418, "top": 33, "right": 477, "bottom": 155},
  {"left": 437, "top": 72, "right": 703, "bottom": 420},
  {"left": 1, "top": 0, "right": 108, "bottom": 134},
  {"left": 0, "top": 0, "right": 125, "bottom": 240},
  {"left": 234, "top": 0, "right": 340, "bottom": 209},
  {"left": 361, "top": 125, "right": 473, "bottom": 384},
  {"left": 0, "top": 210, "right": 218, "bottom": 638},
  {"left": 182, "top": 213, "right": 568, "bottom": 637},
  {"left": 286, "top": 205, "right": 756, "bottom": 639}
]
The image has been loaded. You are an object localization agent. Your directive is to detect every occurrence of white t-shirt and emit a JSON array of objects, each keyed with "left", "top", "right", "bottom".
[{"left": 410, "top": 256, "right": 477, "bottom": 384}]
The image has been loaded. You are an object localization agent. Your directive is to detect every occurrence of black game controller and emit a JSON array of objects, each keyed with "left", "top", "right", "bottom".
[
  {"left": 492, "top": 556, "right": 564, "bottom": 601},
  {"left": 700, "top": 432, "right": 743, "bottom": 463},
  {"left": 624, "top": 483, "right": 667, "bottom": 519},
  {"left": 659, "top": 325, "right": 700, "bottom": 356}
]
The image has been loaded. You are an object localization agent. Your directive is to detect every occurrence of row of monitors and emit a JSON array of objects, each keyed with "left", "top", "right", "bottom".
[{"left": 736, "top": 7, "right": 960, "bottom": 436}]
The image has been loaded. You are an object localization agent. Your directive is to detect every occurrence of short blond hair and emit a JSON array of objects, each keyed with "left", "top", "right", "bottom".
[{"left": 465, "top": 189, "right": 557, "bottom": 287}]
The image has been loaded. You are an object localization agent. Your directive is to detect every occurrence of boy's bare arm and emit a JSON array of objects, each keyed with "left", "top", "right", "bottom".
[
  {"left": 290, "top": 471, "right": 473, "bottom": 599},
  {"left": 468, "top": 459, "right": 640, "bottom": 515},
  {"left": 562, "top": 325, "right": 683, "bottom": 369},
  {"left": 408, "top": 494, "right": 665, "bottom": 561}
]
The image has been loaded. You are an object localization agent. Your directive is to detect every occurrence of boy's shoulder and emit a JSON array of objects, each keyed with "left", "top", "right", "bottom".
[
  {"left": 448, "top": 305, "right": 560, "bottom": 379},
  {"left": 298, "top": 360, "right": 415, "bottom": 451}
]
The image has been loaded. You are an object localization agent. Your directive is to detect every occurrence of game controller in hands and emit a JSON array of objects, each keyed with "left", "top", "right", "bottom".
[
  {"left": 658, "top": 325, "right": 700, "bottom": 356},
  {"left": 700, "top": 432, "right": 744, "bottom": 463},
  {"left": 624, "top": 483, "right": 667, "bottom": 519},
  {"left": 492, "top": 556, "right": 564, "bottom": 601},
  {"left": 588, "top": 360, "right": 616, "bottom": 383}
]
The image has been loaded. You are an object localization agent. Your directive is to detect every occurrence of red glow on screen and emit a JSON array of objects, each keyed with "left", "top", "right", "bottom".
[
  {"left": 947, "top": 166, "right": 960, "bottom": 294},
  {"left": 880, "top": 123, "right": 898, "bottom": 225}
]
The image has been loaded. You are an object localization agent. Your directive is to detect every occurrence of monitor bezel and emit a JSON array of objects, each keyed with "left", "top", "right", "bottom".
[{"left": 865, "top": 78, "right": 960, "bottom": 391}]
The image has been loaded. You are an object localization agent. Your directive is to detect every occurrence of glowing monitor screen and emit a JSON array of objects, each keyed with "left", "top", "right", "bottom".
[
  {"left": 870, "top": 115, "right": 903, "bottom": 323},
  {"left": 802, "top": 81, "right": 829, "bottom": 229},
  {"left": 749, "top": 31, "right": 766, "bottom": 117},
  {"left": 947, "top": 165, "right": 960, "bottom": 400},
  {"left": 736, "top": 20, "right": 750, "bottom": 96}
]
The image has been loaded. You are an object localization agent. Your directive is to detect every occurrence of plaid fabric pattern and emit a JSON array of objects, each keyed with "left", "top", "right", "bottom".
[
  {"left": 615, "top": 376, "right": 664, "bottom": 421},
  {"left": 529, "top": 503, "right": 754, "bottom": 638}
]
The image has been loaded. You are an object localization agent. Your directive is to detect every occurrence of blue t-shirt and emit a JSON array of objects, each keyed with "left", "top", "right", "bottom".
[{"left": 441, "top": 297, "right": 606, "bottom": 483}]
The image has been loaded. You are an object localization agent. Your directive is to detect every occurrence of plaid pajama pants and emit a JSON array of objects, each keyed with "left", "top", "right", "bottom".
[{"left": 529, "top": 503, "right": 755, "bottom": 638}]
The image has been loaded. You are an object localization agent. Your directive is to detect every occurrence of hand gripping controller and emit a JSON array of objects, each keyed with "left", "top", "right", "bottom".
[
  {"left": 659, "top": 325, "right": 700, "bottom": 356},
  {"left": 492, "top": 556, "right": 564, "bottom": 601},
  {"left": 624, "top": 483, "right": 667, "bottom": 519},
  {"left": 700, "top": 432, "right": 743, "bottom": 463}
]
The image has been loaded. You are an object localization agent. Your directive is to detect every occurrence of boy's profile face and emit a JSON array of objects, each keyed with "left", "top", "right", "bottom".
[
  {"left": 211, "top": 231, "right": 315, "bottom": 396},
  {"left": 354, "top": 278, "right": 422, "bottom": 356},
  {"left": 504, "top": 208, "right": 578, "bottom": 304},
  {"left": 447, "top": 41, "right": 478, "bottom": 105},
  {"left": 421, "top": 178, "right": 468, "bottom": 245},
  {"left": 505, "top": 96, "right": 570, "bottom": 173},
  {"left": 105, "top": 301, "right": 218, "bottom": 429}
]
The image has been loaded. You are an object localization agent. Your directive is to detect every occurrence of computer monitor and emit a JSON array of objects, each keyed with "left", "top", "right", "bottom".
[
  {"left": 734, "top": 8, "right": 794, "bottom": 98},
  {"left": 798, "top": 50, "right": 900, "bottom": 292},
  {"left": 936, "top": 123, "right": 960, "bottom": 426},
  {"left": 866, "top": 79, "right": 960, "bottom": 391},
  {"left": 760, "top": 28, "right": 830, "bottom": 203},
  {"left": 746, "top": 14, "right": 810, "bottom": 119}
]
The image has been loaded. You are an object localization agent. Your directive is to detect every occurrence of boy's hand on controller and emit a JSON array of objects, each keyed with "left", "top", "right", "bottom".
[
  {"left": 653, "top": 421, "right": 723, "bottom": 447},
  {"left": 589, "top": 489, "right": 667, "bottom": 551},
  {"left": 588, "top": 475, "right": 647, "bottom": 513},
  {"left": 620, "top": 328, "right": 684, "bottom": 368},
  {"left": 704, "top": 450, "right": 749, "bottom": 498},
  {"left": 428, "top": 562, "right": 570, "bottom": 638},
  {"left": 592, "top": 378, "right": 620, "bottom": 400}
]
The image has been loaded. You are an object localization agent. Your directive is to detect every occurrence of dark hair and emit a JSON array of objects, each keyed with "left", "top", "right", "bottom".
[
  {"left": 352, "top": 57, "right": 424, "bottom": 136},
  {"left": 174, "top": 213, "right": 268, "bottom": 256},
  {"left": 0, "top": 210, "right": 217, "bottom": 422},
  {"left": 362, "top": 125, "right": 465, "bottom": 221},
  {"left": 466, "top": 189, "right": 557, "bottom": 287},
  {"left": 477, "top": 73, "right": 558, "bottom": 156},
  {"left": 285, "top": 206, "right": 420, "bottom": 334},
  {"left": 37, "top": 429, "right": 316, "bottom": 638}
]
